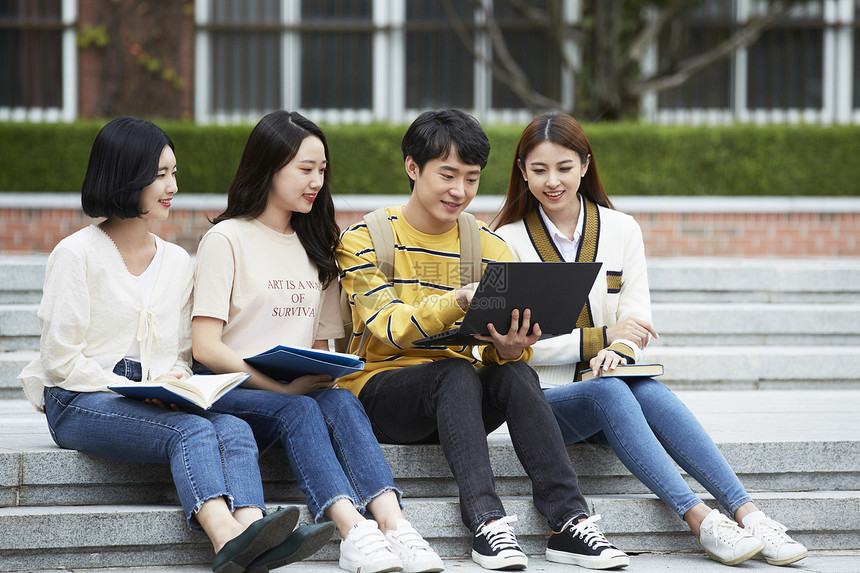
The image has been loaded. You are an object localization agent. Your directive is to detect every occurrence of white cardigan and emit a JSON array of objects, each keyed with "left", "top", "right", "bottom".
[
  {"left": 19, "top": 225, "right": 193, "bottom": 411},
  {"left": 495, "top": 204, "right": 652, "bottom": 387}
]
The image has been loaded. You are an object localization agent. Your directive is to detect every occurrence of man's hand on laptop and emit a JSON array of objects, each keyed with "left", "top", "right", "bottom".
[
  {"left": 475, "top": 308, "right": 542, "bottom": 360},
  {"left": 455, "top": 282, "right": 479, "bottom": 311}
]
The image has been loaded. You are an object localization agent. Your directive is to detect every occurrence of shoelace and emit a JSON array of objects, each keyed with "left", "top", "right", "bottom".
[
  {"left": 750, "top": 518, "right": 793, "bottom": 545},
  {"left": 477, "top": 515, "right": 520, "bottom": 552},
  {"left": 565, "top": 515, "right": 613, "bottom": 550},
  {"left": 390, "top": 523, "right": 433, "bottom": 551},
  {"left": 352, "top": 524, "right": 394, "bottom": 555},
  {"left": 708, "top": 515, "right": 750, "bottom": 544}
]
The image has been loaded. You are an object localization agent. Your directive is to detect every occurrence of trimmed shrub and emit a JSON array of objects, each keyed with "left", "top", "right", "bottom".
[{"left": 0, "top": 121, "right": 857, "bottom": 196}]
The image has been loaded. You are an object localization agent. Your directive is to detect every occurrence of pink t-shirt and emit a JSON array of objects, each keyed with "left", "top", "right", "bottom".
[{"left": 193, "top": 218, "right": 343, "bottom": 357}]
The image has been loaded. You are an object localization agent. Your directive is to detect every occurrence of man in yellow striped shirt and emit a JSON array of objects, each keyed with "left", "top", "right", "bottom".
[{"left": 336, "top": 110, "right": 628, "bottom": 571}]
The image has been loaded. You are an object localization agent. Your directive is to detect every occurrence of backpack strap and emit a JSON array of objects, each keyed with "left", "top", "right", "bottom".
[
  {"left": 457, "top": 211, "right": 483, "bottom": 286},
  {"left": 364, "top": 207, "right": 395, "bottom": 280},
  {"left": 346, "top": 207, "right": 394, "bottom": 356},
  {"left": 338, "top": 208, "right": 483, "bottom": 355}
]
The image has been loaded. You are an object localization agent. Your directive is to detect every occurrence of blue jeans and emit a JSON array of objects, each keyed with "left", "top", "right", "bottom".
[
  {"left": 544, "top": 377, "right": 753, "bottom": 518},
  {"left": 359, "top": 358, "right": 589, "bottom": 533},
  {"left": 44, "top": 377, "right": 265, "bottom": 529},
  {"left": 113, "top": 357, "right": 143, "bottom": 381},
  {"left": 207, "top": 386, "right": 400, "bottom": 522}
]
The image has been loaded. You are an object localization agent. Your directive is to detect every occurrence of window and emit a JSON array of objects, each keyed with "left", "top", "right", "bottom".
[
  {"left": 491, "top": 0, "right": 563, "bottom": 110},
  {"left": 646, "top": 0, "right": 852, "bottom": 124},
  {"left": 854, "top": 1, "right": 860, "bottom": 110},
  {"left": 195, "top": 0, "right": 577, "bottom": 124},
  {"left": 405, "top": 1, "right": 474, "bottom": 110},
  {"left": 746, "top": 2, "right": 823, "bottom": 110},
  {"left": 300, "top": 0, "right": 372, "bottom": 110},
  {"left": 657, "top": 1, "right": 735, "bottom": 110},
  {"left": 0, "top": 0, "right": 75, "bottom": 121},
  {"left": 205, "top": 0, "right": 282, "bottom": 119}
]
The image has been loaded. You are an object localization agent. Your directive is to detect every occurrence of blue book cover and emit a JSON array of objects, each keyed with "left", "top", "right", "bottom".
[
  {"left": 109, "top": 372, "right": 250, "bottom": 409},
  {"left": 244, "top": 345, "right": 364, "bottom": 382}
]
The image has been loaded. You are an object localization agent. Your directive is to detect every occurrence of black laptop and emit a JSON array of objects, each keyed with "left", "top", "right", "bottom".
[{"left": 413, "top": 261, "right": 602, "bottom": 346}]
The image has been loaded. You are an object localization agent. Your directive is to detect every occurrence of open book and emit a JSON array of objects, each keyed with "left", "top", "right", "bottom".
[
  {"left": 245, "top": 345, "right": 364, "bottom": 382},
  {"left": 579, "top": 363, "right": 664, "bottom": 382},
  {"left": 109, "top": 372, "right": 250, "bottom": 410}
]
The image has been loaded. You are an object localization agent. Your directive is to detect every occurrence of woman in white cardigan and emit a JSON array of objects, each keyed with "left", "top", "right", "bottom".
[
  {"left": 18, "top": 117, "right": 331, "bottom": 573},
  {"left": 492, "top": 113, "right": 806, "bottom": 568}
]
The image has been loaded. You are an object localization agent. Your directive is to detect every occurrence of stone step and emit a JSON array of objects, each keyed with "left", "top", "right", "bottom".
[
  {"left": 24, "top": 552, "right": 859, "bottom": 573},
  {"left": 4, "top": 300, "right": 858, "bottom": 354},
  {"left": 3, "top": 257, "right": 860, "bottom": 305},
  {"left": 0, "top": 255, "right": 45, "bottom": 305},
  {"left": 0, "top": 304, "right": 38, "bottom": 351},
  {"left": 650, "top": 302, "right": 860, "bottom": 345},
  {"left": 3, "top": 391, "right": 858, "bottom": 509},
  {"left": 1, "top": 492, "right": 857, "bottom": 571},
  {"left": 644, "top": 346, "right": 860, "bottom": 389},
  {"left": 3, "top": 342, "right": 860, "bottom": 403},
  {"left": 0, "top": 351, "right": 33, "bottom": 399},
  {"left": 6, "top": 429, "right": 856, "bottom": 508},
  {"left": 646, "top": 257, "right": 860, "bottom": 303},
  {"left": 1, "top": 388, "right": 858, "bottom": 571}
]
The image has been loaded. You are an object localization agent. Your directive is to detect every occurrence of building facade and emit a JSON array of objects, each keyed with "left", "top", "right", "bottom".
[{"left": 1, "top": 0, "right": 858, "bottom": 125}]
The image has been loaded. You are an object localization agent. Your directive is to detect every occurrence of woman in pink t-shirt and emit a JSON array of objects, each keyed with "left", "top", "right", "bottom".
[
  {"left": 192, "top": 111, "right": 443, "bottom": 573},
  {"left": 22, "top": 116, "right": 331, "bottom": 573}
]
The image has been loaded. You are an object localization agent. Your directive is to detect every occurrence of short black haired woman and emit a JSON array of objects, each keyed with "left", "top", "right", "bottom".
[
  {"left": 19, "top": 116, "right": 332, "bottom": 573},
  {"left": 492, "top": 112, "right": 808, "bottom": 568},
  {"left": 191, "top": 111, "right": 443, "bottom": 573}
]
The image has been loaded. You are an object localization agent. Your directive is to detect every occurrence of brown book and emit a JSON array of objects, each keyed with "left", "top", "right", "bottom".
[{"left": 579, "top": 363, "right": 664, "bottom": 382}]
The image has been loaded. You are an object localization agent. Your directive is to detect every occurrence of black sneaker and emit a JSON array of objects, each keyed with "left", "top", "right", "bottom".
[
  {"left": 471, "top": 515, "right": 528, "bottom": 570},
  {"left": 546, "top": 515, "right": 629, "bottom": 569}
]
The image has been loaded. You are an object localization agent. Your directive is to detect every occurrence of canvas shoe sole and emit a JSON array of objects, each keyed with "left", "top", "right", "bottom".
[
  {"left": 546, "top": 546, "right": 629, "bottom": 569},
  {"left": 471, "top": 548, "right": 528, "bottom": 571}
]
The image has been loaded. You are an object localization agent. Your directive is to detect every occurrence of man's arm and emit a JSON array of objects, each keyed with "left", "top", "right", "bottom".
[{"left": 337, "top": 224, "right": 467, "bottom": 350}]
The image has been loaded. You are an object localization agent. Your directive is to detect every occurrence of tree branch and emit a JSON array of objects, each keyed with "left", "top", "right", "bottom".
[
  {"left": 633, "top": 1, "right": 799, "bottom": 95},
  {"left": 504, "top": 0, "right": 582, "bottom": 73},
  {"left": 440, "top": 0, "right": 562, "bottom": 111},
  {"left": 626, "top": 0, "right": 694, "bottom": 66}
]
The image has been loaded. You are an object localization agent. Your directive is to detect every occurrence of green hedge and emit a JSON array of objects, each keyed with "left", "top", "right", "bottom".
[{"left": 2, "top": 121, "right": 858, "bottom": 196}]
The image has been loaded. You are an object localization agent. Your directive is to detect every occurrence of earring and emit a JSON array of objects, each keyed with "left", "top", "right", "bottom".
[{"left": 581, "top": 173, "right": 586, "bottom": 178}]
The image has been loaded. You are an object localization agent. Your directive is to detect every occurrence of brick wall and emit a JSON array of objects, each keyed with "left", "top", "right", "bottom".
[
  {"left": 1, "top": 195, "right": 858, "bottom": 257},
  {"left": 77, "top": 0, "right": 194, "bottom": 120}
]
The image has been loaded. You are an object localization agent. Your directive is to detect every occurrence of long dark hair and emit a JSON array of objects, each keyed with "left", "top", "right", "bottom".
[
  {"left": 214, "top": 111, "right": 340, "bottom": 287},
  {"left": 492, "top": 113, "right": 613, "bottom": 230}
]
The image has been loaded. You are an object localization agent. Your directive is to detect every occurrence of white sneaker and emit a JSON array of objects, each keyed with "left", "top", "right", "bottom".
[
  {"left": 384, "top": 519, "right": 444, "bottom": 572},
  {"left": 742, "top": 511, "right": 808, "bottom": 566},
  {"left": 698, "top": 509, "right": 763, "bottom": 565},
  {"left": 339, "top": 520, "right": 403, "bottom": 573}
]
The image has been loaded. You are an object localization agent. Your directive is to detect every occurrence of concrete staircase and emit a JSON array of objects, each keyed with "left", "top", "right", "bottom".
[
  {"left": 1, "top": 255, "right": 859, "bottom": 570},
  {"left": 645, "top": 258, "right": 860, "bottom": 389}
]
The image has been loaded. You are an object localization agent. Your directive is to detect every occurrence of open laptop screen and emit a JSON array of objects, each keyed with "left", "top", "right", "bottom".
[{"left": 413, "top": 261, "right": 601, "bottom": 346}]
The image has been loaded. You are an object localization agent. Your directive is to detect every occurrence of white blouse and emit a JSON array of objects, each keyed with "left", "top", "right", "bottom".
[{"left": 19, "top": 225, "right": 193, "bottom": 411}]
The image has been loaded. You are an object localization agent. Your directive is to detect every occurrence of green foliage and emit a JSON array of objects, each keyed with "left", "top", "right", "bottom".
[
  {"left": 76, "top": 24, "right": 109, "bottom": 48},
  {"left": 1, "top": 121, "right": 858, "bottom": 196},
  {"left": 320, "top": 123, "right": 405, "bottom": 195},
  {"left": 0, "top": 122, "right": 99, "bottom": 193}
]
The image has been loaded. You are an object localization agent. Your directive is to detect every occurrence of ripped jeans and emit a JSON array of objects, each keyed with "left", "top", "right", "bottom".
[
  {"left": 207, "top": 386, "right": 401, "bottom": 522},
  {"left": 43, "top": 360, "right": 265, "bottom": 529}
]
